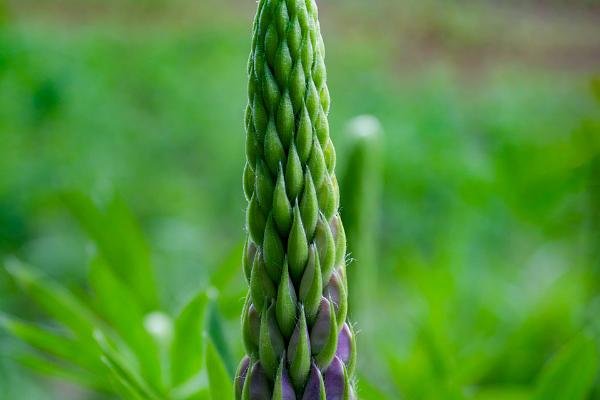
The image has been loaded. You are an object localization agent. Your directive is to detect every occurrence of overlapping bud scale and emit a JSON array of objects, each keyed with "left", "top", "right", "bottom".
[{"left": 239, "top": 0, "right": 356, "bottom": 398}]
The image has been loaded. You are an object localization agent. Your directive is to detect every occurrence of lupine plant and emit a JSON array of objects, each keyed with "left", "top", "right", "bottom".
[{"left": 236, "top": 0, "right": 357, "bottom": 399}]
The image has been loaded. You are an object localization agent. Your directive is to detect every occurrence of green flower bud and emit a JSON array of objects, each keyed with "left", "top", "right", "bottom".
[
  {"left": 256, "top": 160, "right": 275, "bottom": 213},
  {"left": 314, "top": 214, "right": 335, "bottom": 284},
  {"left": 330, "top": 215, "right": 346, "bottom": 268},
  {"left": 299, "top": 245, "right": 322, "bottom": 325},
  {"left": 295, "top": 107, "right": 313, "bottom": 162},
  {"left": 300, "top": 169, "right": 318, "bottom": 241},
  {"left": 276, "top": 261, "right": 297, "bottom": 340},
  {"left": 248, "top": 193, "right": 266, "bottom": 245},
  {"left": 242, "top": 297, "right": 260, "bottom": 356},
  {"left": 243, "top": 239, "right": 257, "bottom": 283},
  {"left": 288, "top": 306, "right": 311, "bottom": 392},
  {"left": 286, "top": 144, "right": 304, "bottom": 201},
  {"left": 263, "top": 215, "right": 285, "bottom": 282},
  {"left": 253, "top": 95, "right": 268, "bottom": 142},
  {"left": 308, "top": 135, "right": 325, "bottom": 189},
  {"left": 317, "top": 174, "right": 336, "bottom": 221},
  {"left": 277, "top": 92, "right": 294, "bottom": 149},
  {"left": 290, "top": 65, "right": 307, "bottom": 114},
  {"left": 288, "top": 203, "right": 309, "bottom": 284},
  {"left": 259, "top": 303, "right": 285, "bottom": 378},
  {"left": 244, "top": 162, "right": 256, "bottom": 202},
  {"left": 265, "top": 119, "right": 285, "bottom": 174},
  {"left": 273, "top": 164, "right": 293, "bottom": 235},
  {"left": 250, "top": 251, "right": 276, "bottom": 313}
]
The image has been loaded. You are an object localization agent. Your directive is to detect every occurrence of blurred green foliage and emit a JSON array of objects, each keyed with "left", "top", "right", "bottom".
[{"left": 1, "top": 0, "right": 599, "bottom": 399}]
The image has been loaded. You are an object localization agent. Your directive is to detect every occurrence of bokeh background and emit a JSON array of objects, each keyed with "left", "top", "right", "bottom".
[{"left": 1, "top": 0, "right": 600, "bottom": 398}]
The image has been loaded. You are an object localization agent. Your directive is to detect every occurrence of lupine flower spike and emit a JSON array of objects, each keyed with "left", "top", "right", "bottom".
[{"left": 237, "top": 0, "right": 356, "bottom": 398}]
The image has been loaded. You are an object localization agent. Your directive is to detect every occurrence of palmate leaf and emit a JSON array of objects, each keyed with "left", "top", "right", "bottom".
[
  {"left": 205, "top": 339, "right": 234, "bottom": 400},
  {"left": 533, "top": 333, "right": 598, "bottom": 400},
  {"left": 63, "top": 192, "right": 158, "bottom": 312},
  {"left": 4, "top": 258, "right": 98, "bottom": 341},
  {"left": 18, "top": 353, "right": 112, "bottom": 393},
  {"left": 171, "top": 291, "right": 209, "bottom": 386},
  {"left": 0, "top": 314, "right": 104, "bottom": 375},
  {"left": 95, "top": 330, "right": 162, "bottom": 400},
  {"left": 88, "top": 256, "right": 162, "bottom": 388}
]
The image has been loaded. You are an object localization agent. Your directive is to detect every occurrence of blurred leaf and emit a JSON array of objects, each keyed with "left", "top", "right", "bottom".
[
  {"left": 533, "top": 333, "right": 598, "bottom": 400},
  {"left": 171, "top": 372, "right": 210, "bottom": 400},
  {"left": 64, "top": 192, "right": 158, "bottom": 311},
  {"left": 89, "top": 256, "right": 162, "bottom": 386},
  {"left": 4, "top": 258, "right": 97, "bottom": 340},
  {"left": 95, "top": 330, "right": 162, "bottom": 400},
  {"left": 205, "top": 339, "right": 234, "bottom": 400},
  {"left": 358, "top": 375, "right": 394, "bottom": 400},
  {"left": 591, "top": 77, "right": 600, "bottom": 104},
  {"left": 18, "top": 353, "right": 111, "bottom": 392},
  {"left": 209, "top": 242, "right": 244, "bottom": 292},
  {"left": 207, "top": 297, "right": 235, "bottom": 378},
  {"left": 171, "top": 291, "right": 209, "bottom": 386},
  {"left": 473, "top": 386, "right": 532, "bottom": 400},
  {"left": 0, "top": 313, "right": 103, "bottom": 374}
]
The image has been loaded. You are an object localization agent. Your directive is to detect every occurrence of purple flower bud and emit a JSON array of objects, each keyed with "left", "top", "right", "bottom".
[
  {"left": 336, "top": 323, "right": 352, "bottom": 365},
  {"left": 324, "top": 270, "right": 347, "bottom": 326},
  {"left": 243, "top": 239, "right": 257, "bottom": 283},
  {"left": 311, "top": 297, "right": 332, "bottom": 354},
  {"left": 247, "top": 303, "right": 260, "bottom": 345},
  {"left": 274, "top": 358, "right": 297, "bottom": 400},
  {"left": 235, "top": 356, "right": 250, "bottom": 400},
  {"left": 324, "top": 356, "right": 345, "bottom": 400},
  {"left": 246, "top": 362, "right": 272, "bottom": 400},
  {"left": 329, "top": 214, "right": 346, "bottom": 268},
  {"left": 301, "top": 363, "right": 325, "bottom": 400}
]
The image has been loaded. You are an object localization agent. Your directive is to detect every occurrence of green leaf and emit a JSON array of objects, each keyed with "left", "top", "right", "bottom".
[
  {"left": 207, "top": 297, "right": 235, "bottom": 378},
  {"left": 206, "top": 339, "right": 234, "bottom": 400},
  {"left": 533, "top": 333, "right": 598, "bottom": 400},
  {"left": 63, "top": 192, "right": 158, "bottom": 311},
  {"left": 170, "top": 371, "right": 210, "bottom": 400},
  {"left": 474, "top": 386, "right": 532, "bottom": 400},
  {"left": 357, "top": 376, "right": 394, "bottom": 400},
  {"left": 18, "top": 353, "right": 112, "bottom": 392},
  {"left": 95, "top": 330, "right": 162, "bottom": 400},
  {"left": 171, "top": 291, "right": 209, "bottom": 386},
  {"left": 4, "top": 259, "right": 97, "bottom": 340},
  {"left": 0, "top": 313, "right": 103, "bottom": 374},
  {"left": 209, "top": 242, "right": 244, "bottom": 292},
  {"left": 89, "top": 257, "right": 162, "bottom": 386}
]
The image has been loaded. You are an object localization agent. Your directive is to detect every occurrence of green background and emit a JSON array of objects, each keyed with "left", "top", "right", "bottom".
[{"left": 1, "top": 0, "right": 599, "bottom": 398}]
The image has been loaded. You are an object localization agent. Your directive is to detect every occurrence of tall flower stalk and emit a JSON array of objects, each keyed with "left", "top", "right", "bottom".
[{"left": 237, "top": 0, "right": 356, "bottom": 399}]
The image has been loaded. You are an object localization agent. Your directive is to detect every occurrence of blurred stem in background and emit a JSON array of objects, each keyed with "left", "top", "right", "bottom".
[
  {"left": 590, "top": 82, "right": 600, "bottom": 282},
  {"left": 340, "top": 115, "right": 383, "bottom": 320}
]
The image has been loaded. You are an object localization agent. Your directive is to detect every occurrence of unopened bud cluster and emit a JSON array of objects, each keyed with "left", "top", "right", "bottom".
[{"left": 237, "top": 0, "right": 356, "bottom": 399}]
